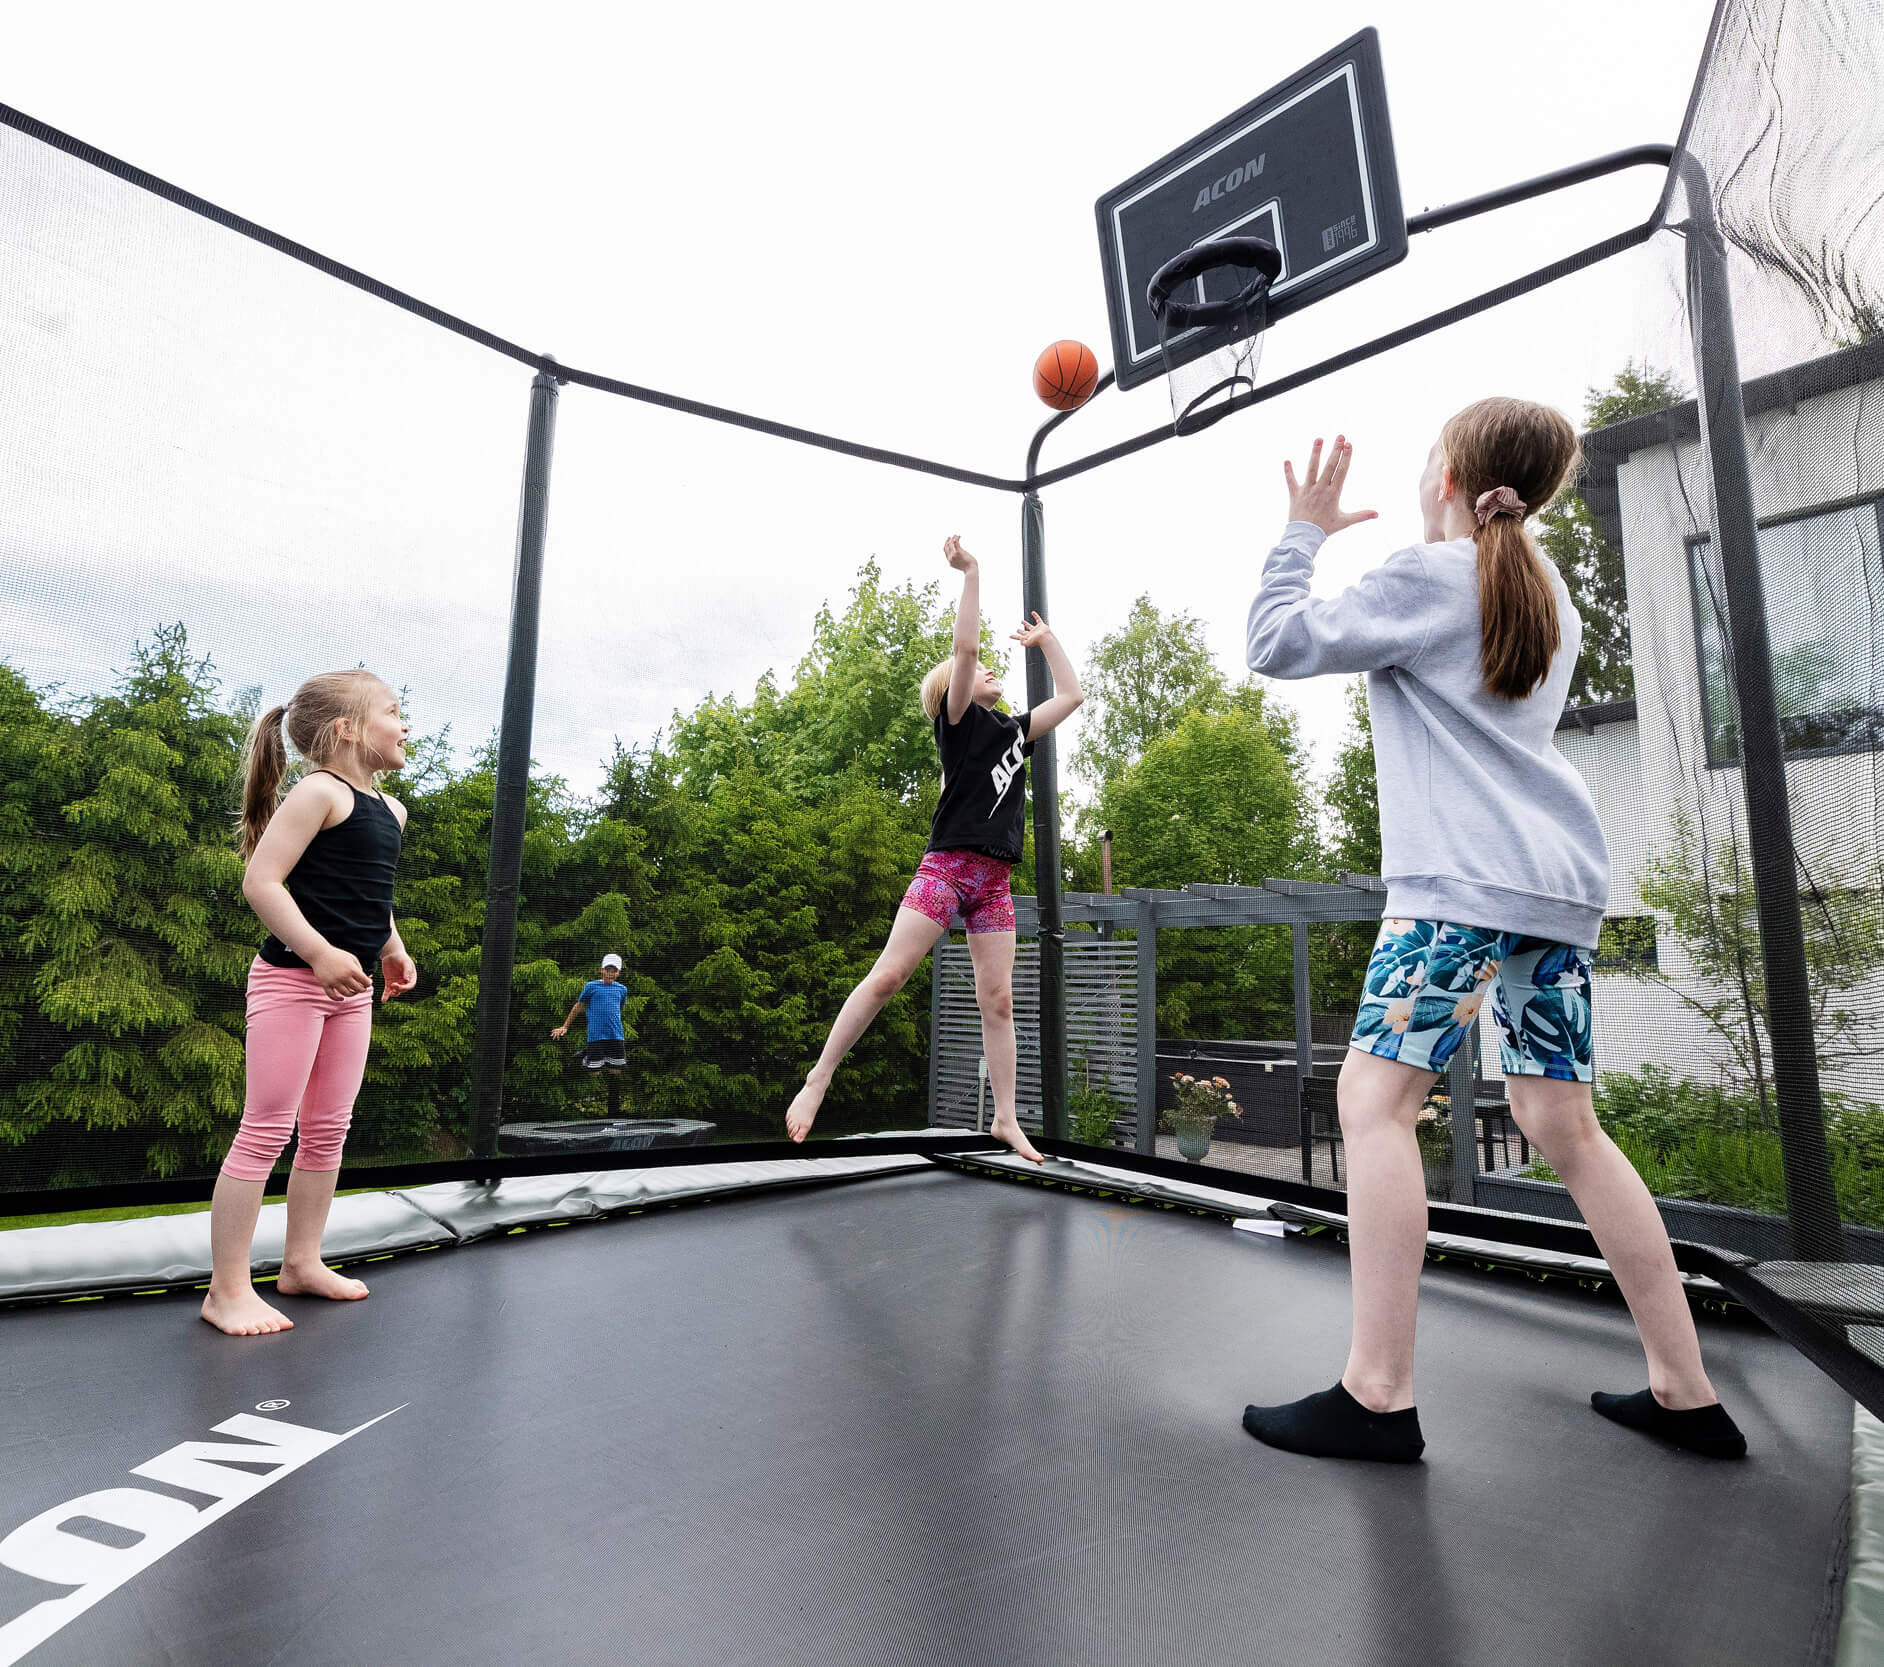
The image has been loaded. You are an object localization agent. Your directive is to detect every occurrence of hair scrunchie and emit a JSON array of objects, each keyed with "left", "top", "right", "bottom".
[{"left": 1474, "top": 486, "right": 1527, "bottom": 525}]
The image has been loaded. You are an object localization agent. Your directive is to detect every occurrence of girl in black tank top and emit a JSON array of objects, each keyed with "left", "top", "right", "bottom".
[
  {"left": 202, "top": 670, "right": 419, "bottom": 1338},
  {"left": 257, "top": 771, "right": 402, "bottom": 973}
]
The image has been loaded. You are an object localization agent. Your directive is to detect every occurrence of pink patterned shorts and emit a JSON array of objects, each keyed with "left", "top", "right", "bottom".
[{"left": 900, "top": 849, "right": 1016, "bottom": 934}]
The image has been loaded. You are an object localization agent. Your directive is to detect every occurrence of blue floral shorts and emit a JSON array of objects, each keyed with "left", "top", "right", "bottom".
[{"left": 1350, "top": 919, "right": 1594, "bottom": 1081}]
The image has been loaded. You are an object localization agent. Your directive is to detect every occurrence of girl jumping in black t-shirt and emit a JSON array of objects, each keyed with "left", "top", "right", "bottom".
[{"left": 786, "top": 535, "right": 1084, "bottom": 1161}]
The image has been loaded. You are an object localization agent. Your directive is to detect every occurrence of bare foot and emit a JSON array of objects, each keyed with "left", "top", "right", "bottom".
[
  {"left": 786, "top": 1079, "right": 827, "bottom": 1143},
  {"left": 200, "top": 1287, "right": 294, "bottom": 1336},
  {"left": 277, "top": 1262, "right": 369, "bottom": 1301},
  {"left": 990, "top": 1114, "right": 1045, "bottom": 1165}
]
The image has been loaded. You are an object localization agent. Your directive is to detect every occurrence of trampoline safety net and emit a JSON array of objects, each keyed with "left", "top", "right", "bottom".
[{"left": 1, "top": 0, "right": 1883, "bottom": 1326}]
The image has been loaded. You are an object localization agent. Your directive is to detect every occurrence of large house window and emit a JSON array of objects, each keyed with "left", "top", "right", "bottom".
[{"left": 1689, "top": 496, "right": 1884, "bottom": 767}]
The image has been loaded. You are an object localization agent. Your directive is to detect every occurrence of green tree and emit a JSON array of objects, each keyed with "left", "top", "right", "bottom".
[
  {"left": 667, "top": 559, "right": 1003, "bottom": 812},
  {"left": 1537, "top": 493, "right": 1636, "bottom": 704},
  {"left": 1633, "top": 804, "right": 1884, "bottom": 1126},
  {"left": 1313, "top": 677, "right": 1383, "bottom": 1016},
  {"left": 768, "top": 559, "right": 995, "bottom": 806},
  {"left": 1583, "top": 361, "right": 1685, "bottom": 430},
  {"left": 1073, "top": 595, "right": 1229, "bottom": 794},
  {"left": 1321, "top": 678, "right": 1380, "bottom": 881},
  {"left": 2, "top": 627, "right": 254, "bottom": 1183},
  {"left": 1538, "top": 360, "right": 1686, "bottom": 706},
  {"left": 0, "top": 662, "right": 79, "bottom": 1177},
  {"left": 351, "top": 725, "right": 487, "bottom": 1154},
  {"left": 624, "top": 766, "right": 929, "bottom": 1135},
  {"left": 1101, "top": 700, "right": 1310, "bottom": 1038}
]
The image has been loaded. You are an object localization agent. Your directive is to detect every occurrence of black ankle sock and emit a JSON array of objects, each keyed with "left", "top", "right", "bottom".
[
  {"left": 1241, "top": 1382, "right": 1425, "bottom": 1463},
  {"left": 1590, "top": 1389, "right": 1747, "bottom": 1459}
]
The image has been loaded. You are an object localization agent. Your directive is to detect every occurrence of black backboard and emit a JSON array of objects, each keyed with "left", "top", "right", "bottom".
[{"left": 1096, "top": 29, "right": 1407, "bottom": 391}]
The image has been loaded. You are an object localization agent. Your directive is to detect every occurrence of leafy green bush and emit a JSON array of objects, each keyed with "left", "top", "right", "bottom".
[
  {"left": 1592, "top": 1064, "right": 1761, "bottom": 1149},
  {"left": 1063, "top": 1052, "right": 1131, "bottom": 1147},
  {"left": 1067, "top": 1084, "right": 1125, "bottom": 1147},
  {"left": 1525, "top": 1065, "right": 1884, "bottom": 1228},
  {"left": 1415, "top": 1094, "right": 1453, "bottom": 1170}
]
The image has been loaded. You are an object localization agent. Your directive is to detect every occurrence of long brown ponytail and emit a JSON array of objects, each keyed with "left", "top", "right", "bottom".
[
  {"left": 1438, "top": 398, "right": 1581, "bottom": 700},
  {"left": 237, "top": 669, "right": 387, "bottom": 857}
]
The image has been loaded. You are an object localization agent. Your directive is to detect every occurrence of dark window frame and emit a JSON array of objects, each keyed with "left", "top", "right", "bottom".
[{"left": 1685, "top": 491, "right": 1884, "bottom": 770}]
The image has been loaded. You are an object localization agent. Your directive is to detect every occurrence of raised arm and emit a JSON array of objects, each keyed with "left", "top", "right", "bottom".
[
  {"left": 1246, "top": 433, "right": 1434, "bottom": 679},
  {"left": 1011, "top": 613, "right": 1084, "bottom": 740},
  {"left": 1246, "top": 530, "right": 1437, "bottom": 679},
  {"left": 943, "top": 535, "right": 981, "bottom": 726}
]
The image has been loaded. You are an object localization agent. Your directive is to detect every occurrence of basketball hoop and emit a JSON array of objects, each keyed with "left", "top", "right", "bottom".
[{"left": 1146, "top": 236, "right": 1282, "bottom": 434}]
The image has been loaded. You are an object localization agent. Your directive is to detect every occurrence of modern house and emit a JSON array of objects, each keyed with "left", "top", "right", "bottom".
[{"left": 1531, "top": 340, "right": 1884, "bottom": 1114}]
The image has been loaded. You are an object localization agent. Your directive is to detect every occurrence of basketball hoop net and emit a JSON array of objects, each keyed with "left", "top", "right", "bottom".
[{"left": 1145, "top": 236, "right": 1282, "bottom": 435}]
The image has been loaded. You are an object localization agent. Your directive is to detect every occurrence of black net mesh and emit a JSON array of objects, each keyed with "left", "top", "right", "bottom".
[
  {"left": 2, "top": 0, "right": 1882, "bottom": 1334},
  {"left": 1056, "top": 0, "right": 1884, "bottom": 1289},
  {"left": 0, "top": 120, "right": 524, "bottom": 1190},
  {"left": 490, "top": 385, "right": 994, "bottom": 1157},
  {"left": 1551, "top": 0, "right": 1884, "bottom": 1270}
]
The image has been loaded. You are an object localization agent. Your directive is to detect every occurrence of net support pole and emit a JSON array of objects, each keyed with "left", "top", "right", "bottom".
[
  {"left": 1447, "top": 1025, "right": 1479, "bottom": 1205},
  {"left": 1021, "top": 491, "right": 1068, "bottom": 1142},
  {"left": 926, "top": 939, "right": 945, "bottom": 1127},
  {"left": 1679, "top": 159, "right": 1844, "bottom": 1261},
  {"left": 1292, "top": 921, "right": 1314, "bottom": 1182},
  {"left": 469, "top": 367, "right": 562, "bottom": 1160},
  {"left": 1134, "top": 895, "right": 1158, "bottom": 1154}
]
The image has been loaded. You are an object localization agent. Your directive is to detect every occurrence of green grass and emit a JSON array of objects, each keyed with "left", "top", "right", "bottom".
[{"left": 0, "top": 1187, "right": 392, "bottom": 1234}]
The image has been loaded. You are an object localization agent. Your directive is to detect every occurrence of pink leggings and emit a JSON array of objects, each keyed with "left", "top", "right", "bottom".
[{"left": 221, "top": 958, "right": 373, "bottom": 1181}]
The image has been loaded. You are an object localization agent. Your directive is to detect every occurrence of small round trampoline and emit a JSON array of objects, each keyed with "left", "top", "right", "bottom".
[{"left": 0, "top": 1162, "right": 1854, "bottom": 1666}]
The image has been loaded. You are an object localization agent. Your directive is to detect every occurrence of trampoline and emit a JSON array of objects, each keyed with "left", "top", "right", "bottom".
[
  {"left": 0, "top": 1155, "right": 1861, "bottom": 1666},
  {"left": 7, "top": 4, "right": 1884, "bottom": 1662}
]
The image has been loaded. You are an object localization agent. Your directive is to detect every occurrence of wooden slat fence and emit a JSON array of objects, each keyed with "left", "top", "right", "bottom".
[{"left": 928, "top": 939, "right": 1139, "bottom": 1140}]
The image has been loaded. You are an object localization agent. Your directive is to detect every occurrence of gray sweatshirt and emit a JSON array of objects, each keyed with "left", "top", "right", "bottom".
[{"left": 1247, "top": 521, "right": 1609, "bottom": 947}]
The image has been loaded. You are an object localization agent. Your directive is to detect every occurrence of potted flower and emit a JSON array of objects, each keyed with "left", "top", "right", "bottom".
[
  {"left": 1162, "top": 1073, "right": 1242, "bottom": 1163},
  {"left": 1417, "top": 1092, "right": 1453, "bottom": 1199}
]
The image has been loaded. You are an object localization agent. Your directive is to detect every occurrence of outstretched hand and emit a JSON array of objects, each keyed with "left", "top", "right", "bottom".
[
  {"left": 1284, "top": 435, "right": 1378, "bottom": 538},
  {"left": 1010, "top": 611, "right": 1054, "bottom": 649},
  {"left": 943, "top": 534, "right": 977, "bottom": 573}
]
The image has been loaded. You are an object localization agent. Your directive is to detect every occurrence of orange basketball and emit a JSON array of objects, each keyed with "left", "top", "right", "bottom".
[{"left": 1033, "top": 340, "right": 1101, "bottom": 411}]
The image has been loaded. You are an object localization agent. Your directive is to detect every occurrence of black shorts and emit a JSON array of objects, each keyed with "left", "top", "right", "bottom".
[{"left": 583, "top": 1041, "right": 627, "bottom": 1070}]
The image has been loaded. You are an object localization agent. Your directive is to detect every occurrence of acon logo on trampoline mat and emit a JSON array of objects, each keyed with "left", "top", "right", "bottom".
[{"left": 0, "top": 1405, "right": 404, "bottom": 1665}]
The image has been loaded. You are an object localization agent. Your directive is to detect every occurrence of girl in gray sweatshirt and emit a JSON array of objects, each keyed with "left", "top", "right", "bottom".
[{"left": 1239, "top": 398, "right": 1744, "bottom": 1464}]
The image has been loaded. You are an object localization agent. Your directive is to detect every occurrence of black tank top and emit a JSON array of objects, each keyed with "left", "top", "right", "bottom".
[{"left": 258, "top": 771, "right": 403, "bottom": 972}]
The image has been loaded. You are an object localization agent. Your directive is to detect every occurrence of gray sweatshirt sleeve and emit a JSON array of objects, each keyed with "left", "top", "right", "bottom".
[{"left": 1246, "top": 521, "right": 1439, "bottom": 679}]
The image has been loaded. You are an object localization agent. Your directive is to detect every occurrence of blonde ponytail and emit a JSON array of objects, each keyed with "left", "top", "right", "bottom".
[
  {"left": 238, "top": 705, "right": 291, "bottom": 858},
  {"left": 235, "top": 669, "right": 388, "bottom": 857}
]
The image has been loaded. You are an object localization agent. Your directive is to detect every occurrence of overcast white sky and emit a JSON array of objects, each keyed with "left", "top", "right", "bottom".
[{"left": 3, "top": 1, "right": 1718, "bottom": 798}]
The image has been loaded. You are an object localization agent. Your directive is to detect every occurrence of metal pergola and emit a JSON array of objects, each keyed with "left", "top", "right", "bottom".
[{"left": 980, "top": 871, "right": 1488, "bottom": 1199}]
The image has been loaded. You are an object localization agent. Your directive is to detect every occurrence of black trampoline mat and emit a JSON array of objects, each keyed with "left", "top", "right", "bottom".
[{"left": 0, "top": 1168, "right": 1853, "bottom": 1666}]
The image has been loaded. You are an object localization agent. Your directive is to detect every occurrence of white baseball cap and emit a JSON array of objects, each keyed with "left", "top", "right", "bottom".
[{"left": 601, "top": 953, "right": 623, "bottom": 970}]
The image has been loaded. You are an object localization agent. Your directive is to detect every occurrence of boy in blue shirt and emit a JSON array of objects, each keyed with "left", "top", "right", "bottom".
[{"left": 552, "top": 953, "right": 630, "bottom": 1113}]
